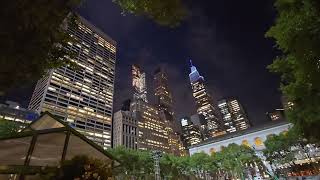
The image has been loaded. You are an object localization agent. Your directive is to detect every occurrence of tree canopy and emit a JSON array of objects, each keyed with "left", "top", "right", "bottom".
[
  {"left": 266, "top": 0, "right": 320, "bottom": 141},
  {"left": 214, "top": 143, "right": 262, "bottom": 179},
  {"left": 0, "top": 119, "right": 20, "bottom": 138},
  {"left": 113, "top": 0, "right": 187, "bottom": 27},
  {"left": 107, "top": 145, "right": 263, "bottom": 180},
  {"left": 0, "top": 0, "right": 79, "bottom": 93},
  {"left": 263, "top": 129, "right": 320, "bottom": 175}
]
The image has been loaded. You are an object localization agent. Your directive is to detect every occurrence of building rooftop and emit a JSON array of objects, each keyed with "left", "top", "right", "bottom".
[
  {"left": 77, "top": 15, "right": 117, "bottom": 45},
  {"left": 190, "top": 120, "right": 291, "bottom": 148}
]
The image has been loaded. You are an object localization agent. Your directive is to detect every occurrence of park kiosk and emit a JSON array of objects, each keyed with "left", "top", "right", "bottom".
[{"left": 0, "top": 112, "right": 119, "bottom": 179}]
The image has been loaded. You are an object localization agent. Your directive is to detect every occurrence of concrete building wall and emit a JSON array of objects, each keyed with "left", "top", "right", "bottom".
[{"left": 113, "top": 110, "right": 138, "bottom": 149}]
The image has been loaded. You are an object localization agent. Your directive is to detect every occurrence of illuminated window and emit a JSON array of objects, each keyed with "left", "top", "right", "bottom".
[
  {"left": 242, "top": 140, "right": 250, "bottom": 147},
  {"left": 254, "top": 137, "right": 263, "bottom": 147}
]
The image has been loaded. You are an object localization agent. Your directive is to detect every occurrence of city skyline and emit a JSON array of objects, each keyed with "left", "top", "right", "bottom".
[
  {"left": 2, "top": 0, "right": 282, "bottom": 126},
  {"left": 69, "top": 0, "right": 283, "bottom": 126}
]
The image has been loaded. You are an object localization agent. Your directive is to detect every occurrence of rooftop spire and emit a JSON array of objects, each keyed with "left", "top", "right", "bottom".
[{"left": 188, "top": 60, "right": 204, "bottom": 82}]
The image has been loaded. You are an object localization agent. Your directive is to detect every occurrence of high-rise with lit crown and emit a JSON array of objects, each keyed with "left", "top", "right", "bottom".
[
  {"left": 28, "top": 16, "right": 116, "bottom": 149},
  {"left": 132, "top": 65, "right": 148, "bottom": 102},
  {"left": 188, "top": 60, "right": 224, "bottom": 138},
  {"left": 218, "top": 98, "right": 251, "bottom": 133},
  {"left": 130, "top": 66, "right": 170, "bottom": 153}
]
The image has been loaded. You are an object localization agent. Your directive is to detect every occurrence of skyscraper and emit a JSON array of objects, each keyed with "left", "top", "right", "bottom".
[
  {"left": 218, "top": 98, "right": 251, "bottom": 133},
  {"left": 28, "top": 16, "right": 116, "bottom": 149},
  {"left": 154, "top": 67, "right": 184, "bottom": 156},
  {"left": 132, "top": 65, "right": 148, "bottom": 102},
  {"left": 131, "top": 66, "right": 170, "bottom": 153},
  {"left": 180, "top": 117, "right": 202, "bottom": 148},
  {"left": 131, "top": 99, "right": 170, "bottom": 152},
  {"left": 154, "top": 67, "right": 174, "bottom": 116},
  {"left": 188, "top": 60, "right": 224, "bottom": 138}
]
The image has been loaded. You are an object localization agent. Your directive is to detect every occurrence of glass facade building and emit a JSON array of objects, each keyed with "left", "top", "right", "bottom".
[
  {"left": 28, "top": 16, "right": 116, "bottom": 149},
  {"left": 154, "top": 67, "right": 174, "bottom": 116},
  {"left": 0, "top": 101, "right": 39, "bottom": 125},
  {"left": 154, "top": 67, "right": 184, "bottom": 156},
  {"left": 131, "top": 100, "right": 170, "bottom": 152},
  {"left": 188, "top": 60, "right": 224, "bottom": 138},
  {"left": 180, "top": 117, "right": 202, "bottom": 148},
  {"left": 218, "top": 98, "right": 251, "bottom": 133}
]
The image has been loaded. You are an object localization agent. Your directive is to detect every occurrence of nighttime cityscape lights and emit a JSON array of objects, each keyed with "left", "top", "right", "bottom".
[{"left": 1, "top": 0, "right": 320, "bottom": 179}]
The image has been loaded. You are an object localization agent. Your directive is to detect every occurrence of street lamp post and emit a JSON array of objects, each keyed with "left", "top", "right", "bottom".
[{"left": 152, "top": 150, "right": 162, "bottom": 180}]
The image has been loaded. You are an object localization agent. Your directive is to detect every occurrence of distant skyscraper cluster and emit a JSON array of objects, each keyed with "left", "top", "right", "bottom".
[
  {"left": 181, "top": 60, "right": 252, "bottom": 149},
  {"left": 113, "top": 65, "right": 184, "bottom": 156}
]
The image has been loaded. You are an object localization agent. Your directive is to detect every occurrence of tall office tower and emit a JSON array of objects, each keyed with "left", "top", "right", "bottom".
[
  {"left": 131, "top": 66, "right": 170, "bottom": 152},
  {"left": 190, "top": 114, "right": 208, "bottom": 140},
  {"left": 131, "top": 100, "right": 170, "bottom": 153},
  {"left": 154, "top": 67, "right": 184, "bottom": 156},
  {"left": 132, "top": 65, "right": 148, "bottom": 102},
  {"left": 113, "top": 110, "right": 138, "bottom": 149},
  {"left": 154, "top": 67, "right": 174, "bottom": 116},
  {"left": 28, "top": 16, "right": 116, "bottom": 149},
  {"left": 218, "top": 98, "right": 251, "bottom": 133},
  {"left": 180, "top": 117, "right": 202, "bottom": 148},
  {"left": 188, "top": 60, "right": 224, "bottom": 137}
]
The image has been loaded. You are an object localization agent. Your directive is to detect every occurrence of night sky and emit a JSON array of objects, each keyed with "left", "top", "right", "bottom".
[{"left": 3, "top": 0, "right": 282, "bottom": 126}]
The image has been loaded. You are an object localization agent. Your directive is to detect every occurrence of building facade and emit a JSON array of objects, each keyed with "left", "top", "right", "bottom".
[
  {"left": 131, "top": 99, "right": 170, "bottom": 152},
  {"left": 113, "top": 110, "right": 138, "bottom": 149},
  {"left": 154, "top": 67, "right": 184, "bottom": 155},
  {"left": 180, "top": 117, "right": 203, "bottom": 148},
  {"left": 190, "top": 114, "right": 208, "bottom": 139},
  {"left": 188, "top": 60, "right": 224, "bottom": 138},
  {"left": 218, "top": 98, "right": 251, "bottom": 133},
  {"left": 154, "top": 67, "right": 174, "bottom": 116},
  {"left": 28, "top": 16, "right": 116, "bottom": 149},
  {"left": 266, "top": 109, "right": 285, "bottom": 121},
  {"left": 189, "top": 121, "right": 292, "bottom": 155},
  {"left": 132, "top": 65, "right": 148, "bottom": 102},
  {"left": 0, "top": 101, "right": 39, "bottom": 125}
]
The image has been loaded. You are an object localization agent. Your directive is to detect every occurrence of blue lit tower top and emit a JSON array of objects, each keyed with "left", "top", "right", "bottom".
[
  {"left": 189, "top": 60, "right": 204, "bottom": 83},
  {"left": 188, "top": 59, "right": 225, "bottom": 138}
]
